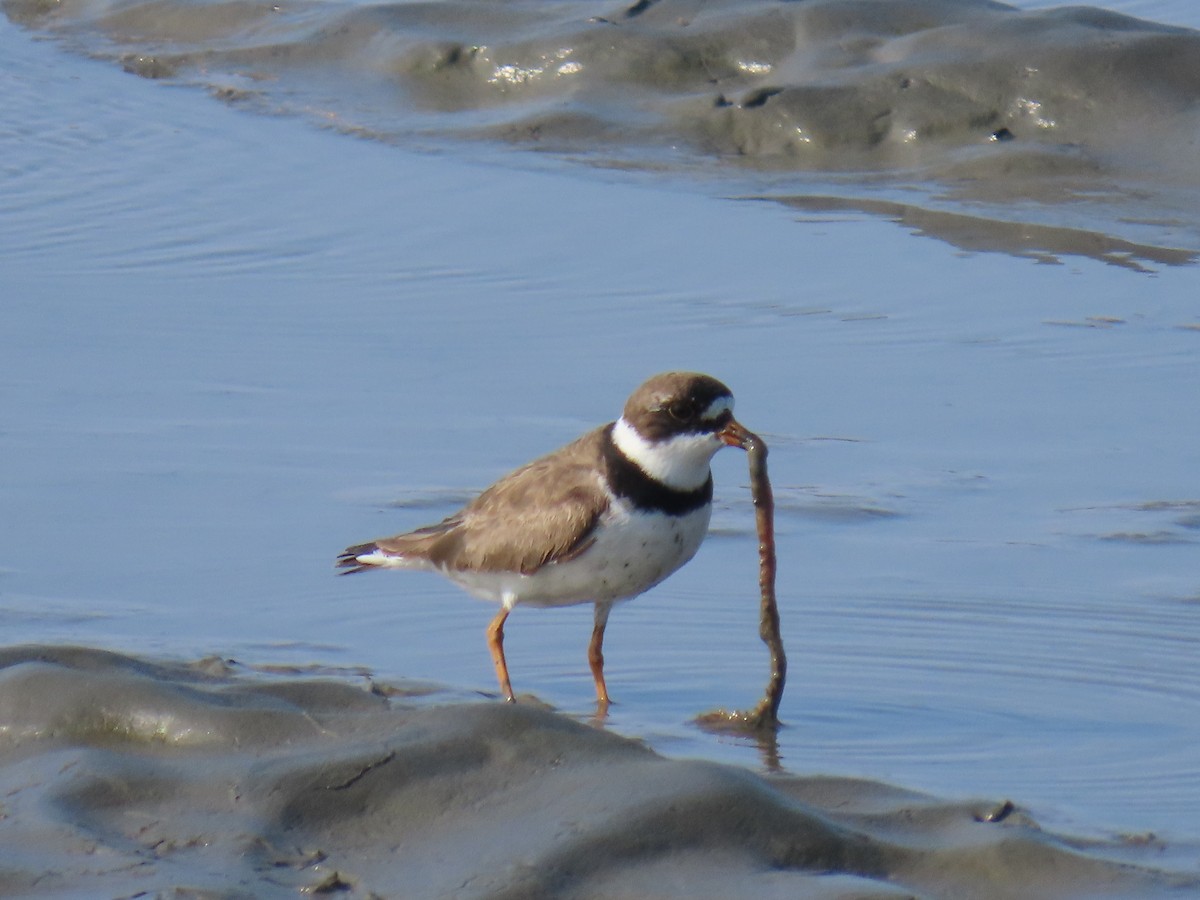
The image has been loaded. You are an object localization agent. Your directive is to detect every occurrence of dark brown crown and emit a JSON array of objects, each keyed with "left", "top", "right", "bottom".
[{"left": 621, "top": 372, "right": 734, "bottom": 443}]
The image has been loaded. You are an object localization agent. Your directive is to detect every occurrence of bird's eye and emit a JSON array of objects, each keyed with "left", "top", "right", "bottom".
[{"left": 667, "top": 400, "right": 694, "bottom": 422}]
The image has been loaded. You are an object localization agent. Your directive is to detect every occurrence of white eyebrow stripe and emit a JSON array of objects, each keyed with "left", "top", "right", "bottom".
[{"left": 700, "top": 395, "right": 734, "bottom": 422}]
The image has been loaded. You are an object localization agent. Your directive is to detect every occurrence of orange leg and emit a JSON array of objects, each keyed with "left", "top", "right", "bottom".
[
  {"left": 486, "top": 606, "right": 515, "bottom": 702},
  {"left": 589, "top": 602, "right": 613, "bottom": 711}
]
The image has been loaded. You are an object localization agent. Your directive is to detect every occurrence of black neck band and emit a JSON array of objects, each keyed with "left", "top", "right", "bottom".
[{"left": 602, "top": 424, "right": 713, "bottom": 516}]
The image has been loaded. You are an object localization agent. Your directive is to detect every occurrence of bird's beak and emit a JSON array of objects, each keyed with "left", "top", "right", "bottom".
[{"left": 717, "top": 417, "right": 758, "bottom": 451}]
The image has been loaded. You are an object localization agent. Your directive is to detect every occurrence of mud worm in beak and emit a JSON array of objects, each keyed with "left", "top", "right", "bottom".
[{"left": 718, "top": 418, "right": 758, "bottom": 451}]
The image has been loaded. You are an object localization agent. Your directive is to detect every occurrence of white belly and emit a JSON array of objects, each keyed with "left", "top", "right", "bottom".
[{"left": 445, "top": 499, "right": 712, "bottom": 609}]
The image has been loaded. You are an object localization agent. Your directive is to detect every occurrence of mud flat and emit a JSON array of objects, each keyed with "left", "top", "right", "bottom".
[
  {"left": 0, "top": 646, "right": 1193, "bottom": 898},
  {"left": 7, "top": 0, "right": 1199, "bottom": 173},
  {"left": 7, "top": 0, "right": 1200, "bottom": 258}
]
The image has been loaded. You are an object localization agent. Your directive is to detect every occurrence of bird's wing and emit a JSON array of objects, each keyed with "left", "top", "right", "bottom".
[{"left": 423, "top": 426, "right": 610, "bottom": 575}]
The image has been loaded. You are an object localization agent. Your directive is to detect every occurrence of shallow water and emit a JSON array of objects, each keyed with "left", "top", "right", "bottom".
[{"left": 3, "top": 0, "right": 1200, "bottom": 883}]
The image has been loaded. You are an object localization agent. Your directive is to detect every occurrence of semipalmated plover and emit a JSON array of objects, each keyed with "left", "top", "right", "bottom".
[{"left": 337, "top": 371, "right": 753, "bottom": 707}]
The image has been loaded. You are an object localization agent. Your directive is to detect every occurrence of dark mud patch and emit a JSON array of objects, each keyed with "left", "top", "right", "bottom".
[{"left": 0, "top": 645, "right": 1193, "bottom": 898}]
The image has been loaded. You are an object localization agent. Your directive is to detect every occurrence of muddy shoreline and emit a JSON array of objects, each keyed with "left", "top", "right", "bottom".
[{"left": 0, "top": 645, "right": 1192, "bottom": 898}]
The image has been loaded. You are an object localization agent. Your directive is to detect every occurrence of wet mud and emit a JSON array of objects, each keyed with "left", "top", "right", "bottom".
[
  {"left": 5, "top": 0, "right": 1200, "bottom": 261},
  {"left": 8, "top": 0, "right": 1199, "bottom": 176},
  {"left": 0, "top": 646, "right": 1193, "bottom": 898}
]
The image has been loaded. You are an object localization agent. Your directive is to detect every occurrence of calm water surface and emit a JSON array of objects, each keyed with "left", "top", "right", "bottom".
[{"left": 2, "top": 1, "right": 1199, "bottom": 862}]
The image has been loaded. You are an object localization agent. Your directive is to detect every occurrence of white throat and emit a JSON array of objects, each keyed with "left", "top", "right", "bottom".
[{"left": 612, "top": 416, "right": 722, "bottom": 491}]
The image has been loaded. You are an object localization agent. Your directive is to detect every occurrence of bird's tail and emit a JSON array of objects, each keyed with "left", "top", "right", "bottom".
[
  {"left": 336, "top": 522, "right": 454, "bottom": 575},
  {"left": 336, "top": 541, "right": 389, "bottom": 575}
]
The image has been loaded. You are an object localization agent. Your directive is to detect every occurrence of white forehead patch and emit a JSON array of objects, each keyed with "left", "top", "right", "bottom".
[
  {"left": 612, "top": 416, "right": 724, "bottom": 491},
  {"left": 700, "top": 395, "right": 734, "bottom": 422}
]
